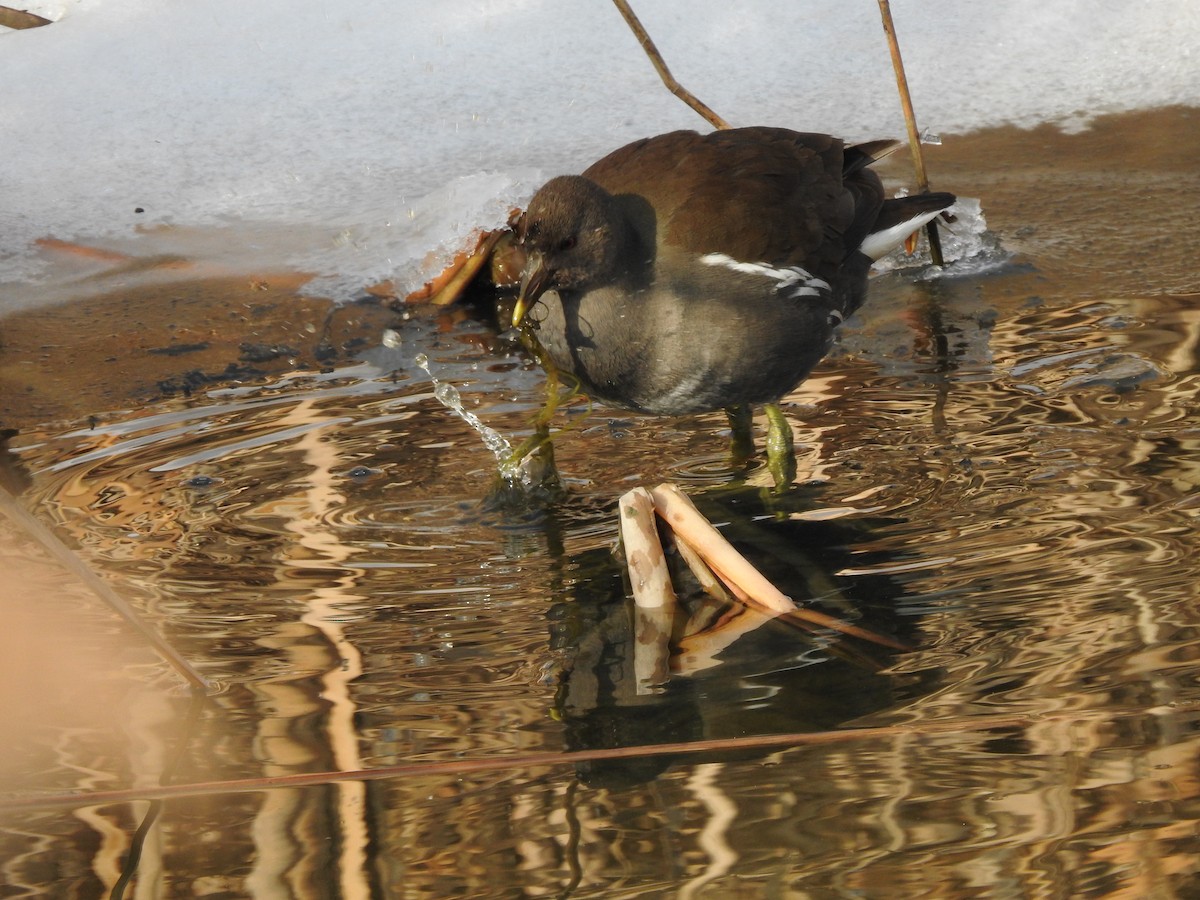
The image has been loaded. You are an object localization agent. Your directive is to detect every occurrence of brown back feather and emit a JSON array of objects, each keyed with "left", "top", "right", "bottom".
[{"left": 581, "top": 127, "right": 887, "bottom": 278}]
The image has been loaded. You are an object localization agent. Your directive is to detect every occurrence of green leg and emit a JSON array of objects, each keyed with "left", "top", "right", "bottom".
[
  {"left": 725, "top": 404, "right": 755, "bottom": 465},
  {"left": 497, "top": 320, "right": 607, "bottom": 496},
  {"left": 519, "top": 324, "right": 566, "bottom": 432},
  {"left": 764, "top": 403, "right": 797, "bottom": 492},
  {"left": 504, "top": 324, "right": 564, "bottom": 490}
]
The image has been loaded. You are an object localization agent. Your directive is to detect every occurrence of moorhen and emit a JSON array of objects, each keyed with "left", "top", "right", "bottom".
[{"left": 512, "top": 126, "right": 955, "bottom": 487}]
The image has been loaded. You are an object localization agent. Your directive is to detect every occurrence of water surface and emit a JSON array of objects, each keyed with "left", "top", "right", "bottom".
[{"left": 3, "top": 114, "right": 1200, "bottom": 897}]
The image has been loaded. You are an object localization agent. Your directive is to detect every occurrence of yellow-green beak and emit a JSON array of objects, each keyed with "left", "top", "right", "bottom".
[{"left": 512, "top": 251, "right": 549, "bottom": 328}]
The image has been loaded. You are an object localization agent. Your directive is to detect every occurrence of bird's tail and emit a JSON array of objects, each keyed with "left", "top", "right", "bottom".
[
  {"left": 859, "top": 192, "right": 957, "bottom": 261},
  {"left": 844, "top": 138, "right": 903, "bottom": 176}
]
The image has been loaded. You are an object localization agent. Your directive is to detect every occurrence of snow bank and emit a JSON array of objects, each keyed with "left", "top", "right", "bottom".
[{"left": 1, "top": 0, "right": 1195, "bottom": 305}]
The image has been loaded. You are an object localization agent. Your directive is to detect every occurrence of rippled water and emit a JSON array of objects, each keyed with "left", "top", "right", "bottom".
[{"left": 2, "top": 249, "right": 1199, "bottom": 897}]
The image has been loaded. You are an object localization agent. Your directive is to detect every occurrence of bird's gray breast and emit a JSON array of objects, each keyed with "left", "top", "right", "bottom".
[{"left": 526, "top": 259, "right": 842, "bottom": 415}]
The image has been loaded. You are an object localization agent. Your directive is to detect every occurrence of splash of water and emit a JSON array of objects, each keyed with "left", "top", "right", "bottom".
[
  {"left": 873, "top": 196, "right": 1011, "bottom": 278},
  {"left": 415, "top": 353, "right": 523, "bottom": 481}
]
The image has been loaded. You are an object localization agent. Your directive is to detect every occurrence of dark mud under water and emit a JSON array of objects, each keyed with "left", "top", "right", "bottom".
[{"left": 1, "top": 107, "right": 1198, "bottom": 897}]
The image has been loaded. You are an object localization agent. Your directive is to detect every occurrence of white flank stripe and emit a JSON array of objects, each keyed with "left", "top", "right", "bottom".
[{"left": 700, "top": 252, "right": 830, "bottom": 296}]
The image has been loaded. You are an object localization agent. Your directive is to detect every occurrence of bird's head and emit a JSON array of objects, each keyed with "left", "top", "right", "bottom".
[{"left": 512, "top": 175, "right": 623, "bottom": 327}]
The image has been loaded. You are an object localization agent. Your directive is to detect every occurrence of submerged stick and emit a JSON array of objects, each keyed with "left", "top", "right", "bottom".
[
  {"left": 675, "top": 605, "right": 777, "bottom": 675},
  {"left": 19, "top": 702, "right": 1198, "bottom": 811},
  {"left": 0, "top": 486, "right": 212, "bottom": 693},
  {"left": 611, "top": 0, "right": 731, "bottom": 130},
  {"left": 876, "top": 0, "right": 945, "bottom": 265}
]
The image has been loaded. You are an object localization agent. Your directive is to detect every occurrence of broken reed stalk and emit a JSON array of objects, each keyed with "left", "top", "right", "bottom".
[
  {"left": 610, "top": 0, "right": 732, "bottom": 130},
  {"left": 649, "top": 484, "right": 793, "bottom": 613},
  {"left": 877, "top": 0, "right": 945, "bottom": 265},
  {"left": 618, "top": 487, "right": 675, "bottom": 611},
  {"left": 648, "top": 483, "right": 909, "bottom": 650},
  {"left": 0, "top": 486, "right": 212, "bottom": 694},
  {"left": 618, "top": 487, "right": 675, "bottom": 691},
  {"left": 671, "top": 529, "right": 733, "bottom": 602}
]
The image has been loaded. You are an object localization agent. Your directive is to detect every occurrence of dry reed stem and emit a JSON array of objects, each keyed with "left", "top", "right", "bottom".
[
  {"left": 619, "top": 487, "right": 676, "bottom": 691},
  {"left": 10, "top": 702, "right": 1197, "bottom": 812},
  {"left": 672, "top": 528, "right": 733, "bottom": 602},
  {"left": 611, "top": 0, "right": 732, "bottom": 130},
  {"left": 619, "top": 487, "right": 675, "bottom": 611},
  {"left": 650, "top": 483, "right": 793, "bottom": 612},
  {"left": 877, "top": 0, "right": 946, "bottom": 265}
]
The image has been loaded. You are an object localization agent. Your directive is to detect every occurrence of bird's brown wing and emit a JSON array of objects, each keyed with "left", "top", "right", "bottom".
[{"left": 582, "top": 127, "right": 882, "bottom": 276}]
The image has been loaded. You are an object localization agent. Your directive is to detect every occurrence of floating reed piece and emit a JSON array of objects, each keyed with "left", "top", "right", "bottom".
[
  {"left": 0, "top": 5, "right": 52, "bottom": 29},
  {"left": 876, "top": 0, "right": 946, "bottom": 265},
  {"left": 405, "top": 229, "right": 510, "bottom": 306},
  {"left": 610, "top": 0, "right": 732, "bottom": 130}
]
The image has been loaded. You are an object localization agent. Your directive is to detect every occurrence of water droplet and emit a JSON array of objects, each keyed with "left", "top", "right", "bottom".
[
  {"left": 435, "top": 382, "right": 461, "bottom": 407},
  {"left": 381, "top": 328, "right": 402, "bottom": 349},
  {"left": 420, "top": 353, "right": 516, "bottom": 475}
]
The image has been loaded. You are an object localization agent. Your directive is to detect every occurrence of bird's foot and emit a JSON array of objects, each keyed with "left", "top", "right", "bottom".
[
  {"left": 505, "top": 427, "right": 559, "bottom": 487},
  {"left": 488, "top": 422, "right": 563, "bottom": 510}
]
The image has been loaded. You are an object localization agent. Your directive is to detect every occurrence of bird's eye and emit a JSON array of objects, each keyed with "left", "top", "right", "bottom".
[{"left": 558, "top": 235, "right": 577, "bottom": 252}]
